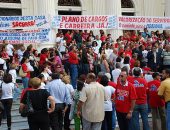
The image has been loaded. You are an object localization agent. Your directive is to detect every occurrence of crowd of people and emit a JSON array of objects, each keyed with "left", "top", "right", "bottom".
[{"left": 0, "top": 28, "right": 170, "bottom": 130}]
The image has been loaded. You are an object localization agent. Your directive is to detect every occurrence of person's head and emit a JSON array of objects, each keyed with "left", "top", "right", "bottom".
[
  {"left": 41, "top": 48, "right": 49, "bottom": 54},
  {"left": 105, "top": 73, "right": 111, "bottom": 81},
  {"left": 27, "top": 44, "right": 33, "bottom": 52},
  {"left": 115, "top": 62, "right": 121, "bottom": 69},
  {"left": 77, "top": 80, "right": 84, "bottom": 91},
  {"left": 119, "top": 71, "right": 128, "bottom": 84},
  {"left": 42, "top": 64, "right": 49, "bottom": 72},
  {"left": 96, "top": 35, "right": 100, "bottom": 40},
  {"left": 152, "top": 46, "right": 157, "bottom": 52},
  {"left": 78, "top": 74, "right": 86, "bottom": 82},
  {"left": 70, "top": 45, "right": 77, "bottom": 52},
  {"left": 1, "top": 45, "right": 7, "bottom": 51},
  {"left": 20, "top": 45, "right": 25, "bottom": 51},
  {"left": 10, "top": 63, "right": 17, "bottom": 70},
  {"left": 29, "top": 77, "right": 41, "bottom": 89},
  {"left": 116, "top": 56, "right": 122, "bottom": 63},
  {"left": 152, "top": 72, "right": 160, "bottom": 80},
  {"left": 0, "top": 70, "right": 4, "bottom": 80},
  {"left": 162, "top": 69, "right": 170, "bottom": 80},
  {"left": 121, "top": 66, "right": 129, "bottom": 75},
  {"left": 86, "top": 73, "right": 96, "bottom": 84},
  {"left": 62, "top": 75, "right": 71, "bottom": 84},
  {"left": 38, "top": 74, "right": 45, "bottom": 82},
  {"left": 3, "top": 73, "right": 12, "bottom": 83},
  {"left": 21, "top": 57, "right": 29, "bottom": 64},
  {"left": 123, "top": 56, "right": 130, "bottom": 64},
  {"left": 134, "top": 60, "right": 140, "bottom": 67},
  {"left": 100, "top": 75, "right": 109, "bottom": 86},
  {"left": 51, "top": 73, "right": 60, "bottom": 80},
  {"left": 133, "top": 67, "right": 141, "bottom": 77}
]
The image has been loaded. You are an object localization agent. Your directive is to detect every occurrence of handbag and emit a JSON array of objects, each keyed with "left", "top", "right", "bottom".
[
  {"left": 19, "top": 66, "right": 27, "bottom": 77},
  {"left": 19, "top": 91, "right": 34, "bottom": 117}
]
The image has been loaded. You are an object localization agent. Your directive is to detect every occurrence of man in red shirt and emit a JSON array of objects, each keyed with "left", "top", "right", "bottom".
[
  {"left": 68, "top": 45, "right": 79, "bottom": 89},
  {"left": 148, "top": 72, "right": 166, "bottom": 130},
  {"left": 129, "top": 68, "right": 150, "bottom": 130},
  {"left": 115, "top": 70, "right": 137, "bottom": 130}
]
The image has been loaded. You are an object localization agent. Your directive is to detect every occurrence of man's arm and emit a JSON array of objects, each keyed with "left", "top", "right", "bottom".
[{"left": 126, "top": 99, "right": 136, "bottom": 119}]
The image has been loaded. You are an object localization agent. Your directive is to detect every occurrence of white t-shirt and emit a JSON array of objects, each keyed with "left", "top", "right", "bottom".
[
  {"left": 104, "top": 86, "right": 115, "bottom": 111},
  {"left": 41, "top": 72, "right": 51, "bottom": 81},
  {"left": 112, "top": 68, "right": 121, "bottom": 84},
  {"left": 6, "top": 44, "right": 14, "bottom": 56},
  {"left": 9, "top": 69, "right": 17, "bottom": 83},
  {"left": 1, "top": 81, "right": 14, "bottom": 99},
  {"left": 39, "top": 82, "right": 46, "bottom": 89},
  {"left": 0, "top": 58, "right": 7, "bottom": 70}
]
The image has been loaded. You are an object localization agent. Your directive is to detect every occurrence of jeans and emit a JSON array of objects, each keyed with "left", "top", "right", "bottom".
[
  {"left": 81, "top": 64, "right": 89, "bottom": 75},
  {"left": 13, "top": 86, "right": 20, "bottom": 101},
  {"left": 49, "top": 103, "right": 65, "bottom": 130},
  {"left": 112, "top": 103, "right": 116, "bottom": 130},
  {"left": 1, "top": 99, "right": 13, "bottom": 128},
  {"left": 151, "top": 107, "right": 166, "bottom": 130},
  {"left": 101, "top": 111, "right": 112, "bottom": 130},
  {"left": 22, "top": 77, "right": 29, "bottom": 88},
  {"left": 64, "top": 105, "right": 71, "bottom": 130},
  {"left": 116, "top": 111, "right": 130, "bottom": 130},
  {"left": 70, "top": 64, "right": 78, "bottom": 89},
  {"left": 167, "top": 102, "right": 170, "bottom": 130},
  {"left": 82, "top": 118, "right": 102, "bottom": 130},
  {"left": 130, "top": 104, "right": 150, "bottom": 130}
]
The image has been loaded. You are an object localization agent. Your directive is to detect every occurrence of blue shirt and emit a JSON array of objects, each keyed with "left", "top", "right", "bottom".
[{"left": 45, "top": 79, "right": 71, "bottom": 105}]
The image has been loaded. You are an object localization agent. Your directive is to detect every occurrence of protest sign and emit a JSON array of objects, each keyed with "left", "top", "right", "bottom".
[
  {"left": 52, "top": 15, "right": 117, "bottom": 29},
  {"left": 118, "top": 16, "right": 170, "bottom": 30},
  {"left": 0, "top": 28, "right": 50, "bottom": 44},
  {"left": 0, "top": 16, "right": 50, "bottom": 29}
]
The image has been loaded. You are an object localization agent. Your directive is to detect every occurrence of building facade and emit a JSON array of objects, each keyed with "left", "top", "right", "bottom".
[{"left": 0, "top": 0, "right": 170, "bottom": 50}]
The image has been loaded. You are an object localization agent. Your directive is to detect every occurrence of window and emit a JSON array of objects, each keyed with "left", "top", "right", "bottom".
[
  {"left": 121, "top": 0, "right": 134, "bottom": 8},
  {"left": 58, "top": 0, "right": 81, "bottom": 6},
  {"left": 0, "top": 0, "right": 21, "bottom": 3},
  {"left": 0, "top": 8, "right": 21, "bottom": 16}
]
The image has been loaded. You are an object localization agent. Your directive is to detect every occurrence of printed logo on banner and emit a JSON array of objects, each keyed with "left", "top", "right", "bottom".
[{"left": 0, "top": 28, "right": 50, "bottom": 44}]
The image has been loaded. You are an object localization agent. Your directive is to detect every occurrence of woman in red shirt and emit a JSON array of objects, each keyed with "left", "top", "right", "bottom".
[{"left": 21, "top": 57, "right": 30, "bottom": 88}]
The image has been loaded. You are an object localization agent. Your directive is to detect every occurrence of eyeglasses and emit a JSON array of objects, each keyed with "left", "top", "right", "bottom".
[{"left": 120, "top": 75, "right": 124, "bottom": 78}]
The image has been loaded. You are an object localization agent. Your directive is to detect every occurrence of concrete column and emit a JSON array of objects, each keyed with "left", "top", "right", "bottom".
[
  {"left": 106, "top": 0, "right": 123, "bottom": 41},
  {"left": 165, "top": 0, "right": 170, "bottom": 16},
  {"left": 35, "top": 0, "right": 56, "bottom": 51}
]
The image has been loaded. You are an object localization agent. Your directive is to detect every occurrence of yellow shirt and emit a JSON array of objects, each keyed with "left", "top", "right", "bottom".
[
  {"left": 79, "top": 82, "right": 107, "bottom": 122},
  {"left": 158, "top": 78, "right": 170, "bottom": 102}
]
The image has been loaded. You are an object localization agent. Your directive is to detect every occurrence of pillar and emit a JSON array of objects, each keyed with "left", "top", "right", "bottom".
[
  {"left": 165, "top": 0, "right": 170, "bottom": 16},
  {"left": 35, "top": 0, "right": 56, "bottom": 51},
  {"left": 106, "top": 0, "right": 123, "bottom": 41}
]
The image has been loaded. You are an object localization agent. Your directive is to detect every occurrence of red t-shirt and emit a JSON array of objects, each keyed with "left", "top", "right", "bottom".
[
  {"left": 21, "top": 63, "right": 30, "bottom": 78},
  {"left": 39, "top": 54, "right": 48, "bottom": 66},
  {"left": 130, "top": 58, "right": 135, "bottom": 69},
  {"left": 65, "top": 33, "right": 72, "bottom": 44},
  {"left": 148, "top": 80, "right": 165, "bottom": 108},
  {"left": 68, "top": 51, "right": 78, "bottom": 64},
  {"left": 115, "top": 82, "right": 137, "bottom": 113},
  {"left": 100, "top": 35, "right": 107, "bottom": 42},
  {"left": 129, "top": 77, "right": 148, "bottom": 105}
]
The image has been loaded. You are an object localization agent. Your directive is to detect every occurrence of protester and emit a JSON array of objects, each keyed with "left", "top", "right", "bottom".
[
  {"left": 148, "top": 72, "right": 166, "bottom": 130},
  {"left": 115, "top": 70, "right": 137, "bottom": 130},
  {"left": 0, "top": 74, "right": 14, "bottom": 130},
  {"left": 77, "top": 73, "right": 107, "bottom": 130},
  {"left": 20, "top": 77, "right": 55, "bottom": 130},
  {"left": 100, "top": 75, "right": 115, "bottom": 130},
  {"left": 45, "top": 73, "right": 71, "bottom": 130},
  {"left": 158, "top": 69, "right": 170, "bottom": 130}
]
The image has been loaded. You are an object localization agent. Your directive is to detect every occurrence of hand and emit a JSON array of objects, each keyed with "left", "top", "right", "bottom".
[
  {"left": 77, "top": 111, "right": 81, "bottom": 118},
  {"left": 47, "top": 108, "right": 54, "bottom": 113},
  {"left": 126, "top": 112, "right": 132, "bottom": 119}
]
